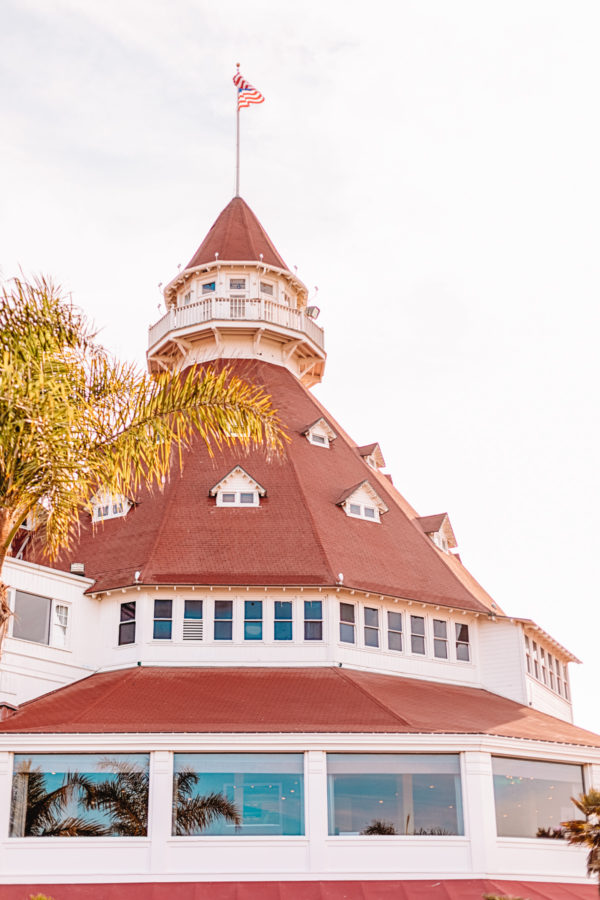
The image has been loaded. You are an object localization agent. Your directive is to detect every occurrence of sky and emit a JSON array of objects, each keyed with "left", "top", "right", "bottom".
[{"left": 2, "top": 0, "right": 600, "bottom": 731}]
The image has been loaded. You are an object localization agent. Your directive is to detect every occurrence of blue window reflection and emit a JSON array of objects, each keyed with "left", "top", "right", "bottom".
[
  {"left": 327, "top": 754, "right": 463, "bottom": 836},
  {"left": 173, "top": 753, "right": 304, "bottom": 836},
  {"left": 10, "top": 754, "right": 149, "bottom": 837},
  {"left": 244, "top": 600, "right": 262, "bottom": 640},
  {"left": 492, "top": 757, "right": 583, "bottom": 838},
  {"left": 274, "top": 601, "right": 292, "bottom": 641}
]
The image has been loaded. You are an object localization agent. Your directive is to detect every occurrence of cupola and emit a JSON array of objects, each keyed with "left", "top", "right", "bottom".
[{"left": 147, "top": 197, "right": 326, "bottom": 387}]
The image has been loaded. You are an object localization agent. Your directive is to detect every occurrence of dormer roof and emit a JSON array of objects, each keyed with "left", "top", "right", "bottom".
[
  {"left": 336, "top": 480, "right": 389, "bottom": 515},
  {"left": 185, "top": 197, "right": 288, "bottom": 271},
  {"left": 209, "top": 466, "right": 267, "bottom": 497},
  {"left": 416, "top": 513, "right": 458, "bottom": 549},
  {"left": 357, "top": 443, "right": 386, "bottom": 468}
]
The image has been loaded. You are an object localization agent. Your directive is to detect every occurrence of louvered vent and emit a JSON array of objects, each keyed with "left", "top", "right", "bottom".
[{"left": 183, "top": 620, "right": 204, "bottom": 640}]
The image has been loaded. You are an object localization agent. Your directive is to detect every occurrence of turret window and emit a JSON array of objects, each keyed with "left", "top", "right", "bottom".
[
  {"left": 244, "top": 600, "right": 263, "bottom": 640},
  {"left": 410, "top": 615, "right": 426, "bottom": 654},
  {"left": 364, "top": 607, "right": 379, "bottom": 647},
  {"left": 214, "top": 600, "right": 233, "bottom": 640},
  {"left": 153, "top": 599, "right": 173, "bottom": 640},
  {"left": 118, "top": 601, "right": 136, "bottom": 645},
  {"left": 202, "top": 281, "right": 216, "bottom": 294},
  {"left": 433, "top": 619, "right": 448, "bottom": 659},
  {"left": 304, "top": 600, "right": 323, "bottom": 641},
  {"left": 260, "top": 281, "right": 273, "bottom": 295},
  {"left": 339, "top": 603, "right": 355, "bottom": 643},
  {"left": 387, "top": 611, "right": 403, "bottom": 651},
  {"left": 230, "top": 278, "right": 246, "bottom": 290},
  {"left": 274, "top": 601, "right": 293, "bottom": 640},
  {"left": 455, "top": 623, "right": 470, "bottom": 661}
]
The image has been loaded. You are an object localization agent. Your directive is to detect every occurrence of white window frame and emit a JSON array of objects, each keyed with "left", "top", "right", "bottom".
[
  {"left": 309, "top": 432, "right": 329, "bottom": 448},
  {"left": 216, "top": 490, "right": 260, "bottom": 507},
  {"left": 344, "top": 501, "right": 380, "bottom": 523},
  {"left": 10, "top": 589, "right": 71, "bottom": 650},
  {"left": 92, "top": 494, "right": 129, "bottom": 523}
]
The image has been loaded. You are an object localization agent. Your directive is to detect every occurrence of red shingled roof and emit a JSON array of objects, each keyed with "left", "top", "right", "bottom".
[
  {"left": 185, "top": 197, "right": 288, "bottom": 270},
  {"left": 2, "top": 666, "right": 598, "bottom": 745},
  {"left": 32, "top": 360, "right": 499, "bottom": 613},
  {"left": 0, "top": 881, "right": 594, "bottom": 899}
]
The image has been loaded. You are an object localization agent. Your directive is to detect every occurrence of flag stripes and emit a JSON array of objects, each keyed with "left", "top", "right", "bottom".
[{"left": 233, "top": 71, "right": 265, "bottom": 110}]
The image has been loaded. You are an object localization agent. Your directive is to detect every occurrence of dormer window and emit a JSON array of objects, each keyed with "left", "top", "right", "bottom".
[
  {"left": 415, "top": 513, "right": 457, "bottom": 555},
  {"left": 210, "top": 467, "right": 266, "bottom": 508},
  {"left": 92, "top": 491, "right": 131, "bottom": 522},
  {"left": 357, "top": 443, "right": 386, "bottom": 470},
  {"left": 260, "top": 281, "right": 274, "bottom": 296},
  {"left": 337, "top": 481, "right": 388, "bottom": 523},
  {"left": 303, "top": 418, "right": 337, "bottom": 449}
]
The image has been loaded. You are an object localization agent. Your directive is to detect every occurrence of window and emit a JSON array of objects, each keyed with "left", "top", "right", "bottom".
[
  {"left": 387, "top": 611, "right": 403, "bottom": 651},
  {"left": 433, "top": 619, "right": 448, "bottom": 659},
  {"left": 525, "top": 635, "right": 532, "bottom": 674},
  {"left": 173, "top": 753, "right": 304, "bottom": 836},
  {"left": 217, "top": 490, "right": 259, "bottom": 507},
  {"left": 309, "top": 433, "right": 328, "bottom": 446},
  {"left": 492, "top": 757, "right": 583, "bottom": 838},
  {"left": 364, "top": 607, "right": 379, "bottom": 647},
  {"left": 11, "top": 753, "right": 149, "bottom": 837},
  {"left": 12, "top": 591, "right": 51, "bottom": 645},
  {"left": 214, "top": 600, "right": 233, "bottom": 640},
  {"left": 526, "top": 636, "right": 566, "bottom": 698},
  {"left": 183, "top": 290, "right": 193, "bottom": 305},
  {"left": 345, "top": 502, "right": 380, "bottom": 522},
  {"left": 274, "top": 601, "right": 292, "bottom": 640},
  {"left": 410, "top": 615, "right": 426, "bottom": 654},
  {"left": 202, "top": 281, "right": 215, "bottom": 294},
  {"left": 339, "top": 603, "right": 355, "bottom": 643},
  {"left": 327, "top": 754, "right": 463, "bottom": 836},
  {"left": 244, "top": 600, "right": 262, "bottom": 640},
  {"left": 455, "top": 623, "right": 470, "bottom": 661},
  {"left": 92, "top": 493, "right": 129, "bottom": 522},
  {"left": 119, "top": 601, "right": 136, "bottom": 645},
  {"left": 183, "top": 600, "right": 203, "bottom": 640},
  {"left": 53, "top": 605, "right": 69, "bottom": 648},
  {"left": 153, "top": 599, "right": 173, "bottom": 640},
  {"left": 230, "top": 278, "right": 246, "bottom": 290},
  {"left": 304, "top": 600, "right": 322, "bottom": 641},
  {"left": 260, "top": 281, "right": 273, "bottom": 295},
  {"left": 304, "top": 420, "right": 336, "bottom": 448}
]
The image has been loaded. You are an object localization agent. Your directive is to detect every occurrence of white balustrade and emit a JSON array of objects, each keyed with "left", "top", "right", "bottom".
[{"left": 148, "top": 297, "right": 325, "bottom": 351}]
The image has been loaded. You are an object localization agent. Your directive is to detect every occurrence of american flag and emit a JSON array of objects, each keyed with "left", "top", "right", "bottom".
[{"left": 233, "top": 70, "right": 264, "bottom": 110}]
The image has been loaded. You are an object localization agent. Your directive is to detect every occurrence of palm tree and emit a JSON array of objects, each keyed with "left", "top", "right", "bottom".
[
  {"left": 0, "top": 276, "right": 286, "bottom": 647},
  {"left": 561, "top": 789, "right": 600, "bottom": 894},
  {"left": 361, "top": 819, "right": 397, "bottom": 835},
  {"left": 83, "top": 758, "right": 150, "bottom": 836},
  {"left": 173, "top": 769, "right": 240, "bottom": 835},
  {"left": 10, "top": 761, "right": 109, "bottom": 837}
]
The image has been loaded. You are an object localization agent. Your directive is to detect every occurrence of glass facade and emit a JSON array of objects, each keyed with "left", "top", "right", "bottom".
[
  {"left": 10, "top": 753, "right": 149, "bottom": 837},
  {"left": 173, "top": 753, "right": 304, "bottom": 836},
  {"left": 327, "top": 754, "right": 463, "bottom": 836},
  {"left": 492, "top": 757, "right": 583, "bottom": 838}
]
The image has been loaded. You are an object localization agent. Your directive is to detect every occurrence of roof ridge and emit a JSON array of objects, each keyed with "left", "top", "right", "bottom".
[{"left": 335, "top": 668, "right": 411, "bottom": 727}]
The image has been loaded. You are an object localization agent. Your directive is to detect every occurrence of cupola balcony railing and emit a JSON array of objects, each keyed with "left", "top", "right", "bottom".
[{"left": 148, "top": 296, "right": 325, "bottom": 351}]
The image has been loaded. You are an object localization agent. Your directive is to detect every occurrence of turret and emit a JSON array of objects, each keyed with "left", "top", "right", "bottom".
[{"left": 147, "top": 197, "right": 326, "bottom": 386}]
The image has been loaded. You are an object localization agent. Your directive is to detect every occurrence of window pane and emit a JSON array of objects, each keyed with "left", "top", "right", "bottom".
[
  {"left": 340, "top": 603, "right": 355, "bottom": 623},
  {"left": 411, "top": 615, "right": 425, "bottom": 636},
  {"left": 411, "top": 635, "right": 425, "bottom": 654},
  {"left": 492, "top": 757, "right": 583, "bottom": 838},
  {"left": 244, "top": 621, "right": 262, "bottom": 640},
  {"left": 202, "top": 281, "right": 215, "bottom": 293},
  {"left": 118, "top": 621, "right": 135, "bottom": 645},
  {"left": 304, "top": 621, "right": 322, "bottom": 641},
  {"left": 388, "top": 630, "right": 402, "bottom": 652},
  {"left": 184, "top": 600, "right": 203, "bottom": 620},
  {"left": 327, "top": 754, "right": 463, "bottom": 836},
  {"left": 222, "top": 493, "right": 235, "bottom": 503},
  {"left": 173, "top": 754, "right": 304, "bottom": 836},
  {"left": 154, "top": 599, "right": 172, "bottom": 618},
  {"left": 214, "top": 620, "right": 233, "bottom": 641},
  {"left": 349, "top": 503, "right": 361, "bottom": 515},
  {"left": 340, "top": 623, "right": 355, "bottom": 643},
  {"left": 275, "top": 601, "right": 292, "bottom": 620},
  {"left": 456, "top": 642, "right": 470, "bottom": 661},
  {"left": 245, "top": 601, "right": 262, "bottom": 620},
  {"left": 215, "top": 601, "right": 233, "bottom": 619},
  {"left": 274, "top": 620, "right": 292, "bottom": 641},
  {"left": 433, "top": 620, "right": 447, "bottom": 638},
  {"left": 11, "top": 754, "right": 149, "bottom": 837},
  {"left": 364, "top": 628, "right": 379, "bottom": 648},
  {"left": 120, "top": 601, "right": 136, "bottom": 622},
  {"left": 456, "top": 624, "right": 469, "bottom": 643},
  {"left": 240, "top": 493, "right": 255, "bottom": 504},
  {"left": 364, "top": 507, "right": 376, "bottom": 519},
  {"left": 153, "top": 620, "right": 172, "bottom": 640},
  {"left": 230, "top": 279, "right": 246, "bottom": 289},
  {"left": 364, "top": 608, "right": 378, "bottom": 628},
  {"left": 388, "top": 612, "right": 402, "bottom": 632},
  {"left": 304, "top": 601, "right": 322, "bottom": 620},
  {"left": 13, "top": 591, "right": 51, "bottom": 644},
  {"left": 434, "top": 639, "right": 448, "bottom": 659}
]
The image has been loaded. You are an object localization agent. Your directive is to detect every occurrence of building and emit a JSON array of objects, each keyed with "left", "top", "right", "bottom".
[{"left": 0, "top": 196, "right": 598, "bottom": 898}]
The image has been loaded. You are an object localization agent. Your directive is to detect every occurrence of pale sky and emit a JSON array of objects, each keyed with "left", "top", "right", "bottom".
[{"left": 2, "top": 0, "right": 600, "bottom": 731}]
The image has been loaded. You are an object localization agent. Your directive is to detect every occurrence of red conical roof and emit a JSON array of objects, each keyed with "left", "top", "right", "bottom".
[
  {"left": 36, "top": 359, "right": 499, "bottom": 614},
  {"left": 185, "top": 197, "right": 288, "bottom": 270}
]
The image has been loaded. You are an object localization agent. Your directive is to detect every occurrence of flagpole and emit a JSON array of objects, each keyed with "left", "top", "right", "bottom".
[{"left": 235, "top": 62, "right": 240, "bottom": 197}]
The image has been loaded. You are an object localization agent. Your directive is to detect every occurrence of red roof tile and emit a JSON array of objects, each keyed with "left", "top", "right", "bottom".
[
  {"left": 30, "top": 360, "right": 501, "bottom": 613},
  {"left": 0, "top": 882, "right": 594, "bottom": 900},
  {"left": 1, "top": 666, "right": 599, "bottom": 745},
  {"left": 185, "top": 197, "right": 288, "bottom": 270}
]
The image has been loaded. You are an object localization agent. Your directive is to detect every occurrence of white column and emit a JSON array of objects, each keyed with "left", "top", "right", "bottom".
[
  {"left": 0, "top": 752, "right": 11, "bottom": 845},
  {"left": 586, "top": 763, "right": 600, "bottom": 792},
  {"left": 148, "top": 750, "right": 173, "bottom": 873},
  {"left": 462, "top": 750, "right": 497, "bottom": 877},
  {"left": 306, "top": 750, "right": 328, "bottom": 874}
]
